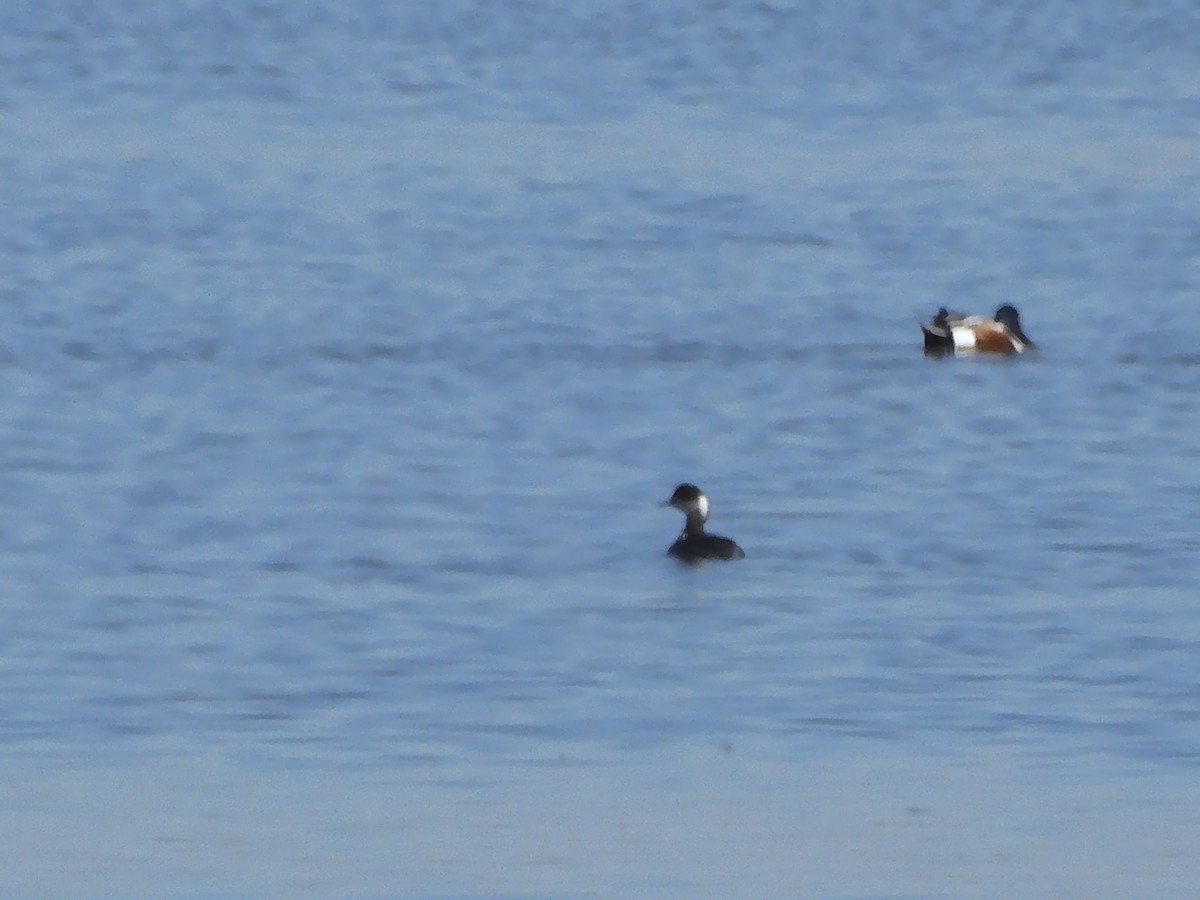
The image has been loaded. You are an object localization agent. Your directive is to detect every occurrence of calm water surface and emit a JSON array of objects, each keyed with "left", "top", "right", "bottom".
[{"left": 2, "top": 2, "right": 1200, "bottom": 897}]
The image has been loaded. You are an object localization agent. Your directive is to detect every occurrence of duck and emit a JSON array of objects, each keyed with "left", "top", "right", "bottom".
[
  {"left": 921, "top": 304, "right": 1036, "bottom": 356},
  {"left": 663, "top": 483, "right": 745, "bottom": 564}
]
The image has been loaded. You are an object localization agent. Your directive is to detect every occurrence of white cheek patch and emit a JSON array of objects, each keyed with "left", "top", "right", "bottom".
[{"left": 696, "top": 494, "right": 710, "bottom": 520}]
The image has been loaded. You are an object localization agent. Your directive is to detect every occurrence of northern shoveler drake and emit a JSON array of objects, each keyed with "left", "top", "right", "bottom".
[
  {"left": 663, "top": 483, "right": 745, "bottom": 564},
  {"left": 922, "top": 304, "right": 1036, "bottom": 356}
]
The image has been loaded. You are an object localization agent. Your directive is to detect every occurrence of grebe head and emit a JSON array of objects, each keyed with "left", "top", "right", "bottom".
[{"left": 663, "top": 483, "right": 709, "bottom": 522}]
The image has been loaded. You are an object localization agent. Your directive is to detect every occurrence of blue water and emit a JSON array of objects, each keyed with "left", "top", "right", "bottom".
[{"left": 3, "top": 2, "right": 1200, "bottom": 897}]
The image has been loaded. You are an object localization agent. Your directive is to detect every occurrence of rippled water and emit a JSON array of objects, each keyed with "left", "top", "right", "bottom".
[{"left": 3, "top": 2, "right": 1200, "bottom": 897}]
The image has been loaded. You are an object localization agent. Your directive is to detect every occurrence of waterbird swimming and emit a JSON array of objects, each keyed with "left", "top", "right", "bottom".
[
  {"left": 921, "top": 304, "right": 1036, "bottom": 356},
  {"left": 663, "top": 483, "right": 745, "bottom": 563}
]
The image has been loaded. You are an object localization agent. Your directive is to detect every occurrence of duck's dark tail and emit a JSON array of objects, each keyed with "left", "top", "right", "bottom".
[{"left": 921, "top": 311, "right": 955, "bottom": 357}]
